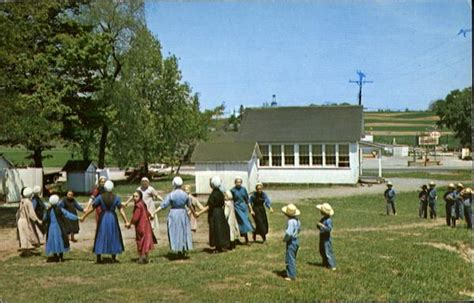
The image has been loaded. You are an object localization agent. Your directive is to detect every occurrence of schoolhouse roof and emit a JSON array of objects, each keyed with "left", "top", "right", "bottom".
[
  {"left": 62, "top": 160, "right": 96, "bottom": 172},
  {"left": 191, "top": 142, "right": 261, "bottom": 163},
  {"left": 236, "top": 105, "right": 364, "bottom": 143},
  {"left": 0, "top": 154, "right": 15, "bottom": 168}
]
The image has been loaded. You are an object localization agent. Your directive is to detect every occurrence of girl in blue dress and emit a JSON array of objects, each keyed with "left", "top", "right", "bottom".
[
  {"left": 153, "top": 177, "right": 195, "bottom": 258},
  {"left": 230, "top": 177, "right": 254, "bottom": 245},
  {"left": 43, "top": 195, "right": 79, "bottom": 262},
  {"left": 81, "top": 181, "right": 129, "bottom": 264}
]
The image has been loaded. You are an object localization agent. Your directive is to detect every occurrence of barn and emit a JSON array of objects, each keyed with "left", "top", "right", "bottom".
[
  {"left": 62, "top": 160, "right": 97, "bottom": 194},
  {"left": 236, "top": 105, "right": 364, "bottom": 184},
  {"left": 191, "top": 142, "right": 261, "bottom": 194}
]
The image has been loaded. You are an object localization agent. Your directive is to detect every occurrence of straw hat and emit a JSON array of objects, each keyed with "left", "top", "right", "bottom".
[
  {"left": 386, "top": 181, "right": 393, "bottom": 187},
  {"left": 448, "top": 183, "right": 455, "bottom": 189},
  {"left": 104, "top": 180, "right": 114, "bottom": 192},
  {"left": 429, "top": 181, "right": 436, "bottom": 187},
  {"left": 457, "top": 183, "right": 464, "bottom": 189},
  {"left": 49, "top": 195, "right": 60, "bottom": 205},
  {"left": 281, "top": 203, "right": 300, "bottom": 217},
  {"left": 464, "top": 187, "right": 472, "bottom": 194},
  {"left": 316, "top": 203, "right": 335, "bottom": 216}
]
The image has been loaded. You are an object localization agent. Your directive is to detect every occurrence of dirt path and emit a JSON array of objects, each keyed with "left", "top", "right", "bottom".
[{"left": 265, "top": 178, "right": 465, "bottom": 204}]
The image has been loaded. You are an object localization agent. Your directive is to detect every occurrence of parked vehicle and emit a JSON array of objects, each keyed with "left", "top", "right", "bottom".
[{"left": 149, "top": 163, "right": 173, "bottom": 177}]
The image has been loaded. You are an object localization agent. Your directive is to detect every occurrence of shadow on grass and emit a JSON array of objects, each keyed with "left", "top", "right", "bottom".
[
  {"left": 164, "top": 252, "right": 190, "bottom": 261},
  {"left": 307, "top": 261, "right": 325, "bottom": 267},
  {"left": 0, "top": 206, "right": 18, "bottom": 228},
  {"left": 272, "top": 269, "right": 287, "bottom": 278}
]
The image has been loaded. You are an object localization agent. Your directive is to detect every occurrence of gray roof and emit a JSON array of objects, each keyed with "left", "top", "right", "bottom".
[
  {"left": 236, "top": 106, "right": 363, "bottom": 143},
  {"left": 191, "top": 142, "right": 261, "bottom": 163},
  {"left": 62, "top": 160, "right": 96, "bottom": 172}
]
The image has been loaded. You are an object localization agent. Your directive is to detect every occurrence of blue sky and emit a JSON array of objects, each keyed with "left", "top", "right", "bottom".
[{"left": 145, "top": 1, "right": 472, "bottom": 112}]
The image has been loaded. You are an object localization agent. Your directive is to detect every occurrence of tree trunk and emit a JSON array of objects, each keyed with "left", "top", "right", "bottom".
[
  {"left": 175, "top": 160, "right": 183, "bottom": 175},
  {"left": 32, "top": 147, "right": 43, "bottom": 168},
  {"left": 98, "top": 123, "right": 109, "bottom": 169}
]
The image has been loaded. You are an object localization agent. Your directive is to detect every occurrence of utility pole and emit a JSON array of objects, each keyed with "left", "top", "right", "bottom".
[{"left": 349, "top": 70, "right": 373, "bottom": 106}]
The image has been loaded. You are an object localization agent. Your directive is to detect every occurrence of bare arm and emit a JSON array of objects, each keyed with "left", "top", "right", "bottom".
[
  {"left": 119, "top": 207, "right": 129, "bottom": 225},
  {"left": 80, "top": 207, "right": 95, "bottom": 222},
  {"left": 195, "top": 206, "right": 209, "bottom": 217}
]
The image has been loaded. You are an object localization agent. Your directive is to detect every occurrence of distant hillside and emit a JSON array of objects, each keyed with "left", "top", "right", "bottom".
[{"left": 365, "top": 111, "right": 458, "bottom": 148}]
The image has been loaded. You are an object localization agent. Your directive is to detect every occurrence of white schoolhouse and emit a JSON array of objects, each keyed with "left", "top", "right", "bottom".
[{"left": 236, "top": 105, "right": 364, "bottom": 184}]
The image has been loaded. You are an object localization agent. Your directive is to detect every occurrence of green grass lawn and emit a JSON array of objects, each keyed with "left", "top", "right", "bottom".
[
  {"left": 374, "top": 170, "right": 472, "bottom": 181},
  {"left": 0, "top": 188, "right": 472, "bottom": 302}
]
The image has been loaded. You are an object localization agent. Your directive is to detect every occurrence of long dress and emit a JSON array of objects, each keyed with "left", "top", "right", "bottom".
[
  {"left": 59, "top": 198, "right": 83, "bottom": 234},
  {"left": 249, "top": 191, "right": 272, "bottom": 238},
  {"left": 207, "top": 188, "right": 230, "bottom": 249},
  {"left": 224, "top": 199, "right": 240, "bottom": 242},
  {"left": 92, "top": 193, "right": 125, "bottom": 255},
  {"left": 137, "top": 185, "right": 159, "bottom": 231},
  {"left": 230, "top": 186, "right": 254, "bottom": 235},
  {"left": 188, "top": 195, "right": 205, "bottom": 232},
  {"left": 161, "top": 189, "right": 193, "bottom": 253},
  {"left": 16, "top": 198, "right": 41, "bottom": 249},
  {"left": 32, "top": 194, "right": 46, "bottom": 235},
  {"left": 130, "top": 199, "right": 156, "bottom": 255},
  {"left": 43, "top": 206, "right": 78, "bottom": 255}
]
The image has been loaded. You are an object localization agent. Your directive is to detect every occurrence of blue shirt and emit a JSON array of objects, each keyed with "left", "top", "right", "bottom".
[
  {"left": 428, "top": 188, "right": 437, "bottom": 203},
  {"left": 160, "top": 189, "right": 190, "bottom": 209},
  {"left": 384, "top": 188, "right": 395, "bottom": 202},
  {"left": 284, "top": 218, "right": 300, "bottom": 242},
  {"left": 231, "top": 186, "right": 249, "bottom": 205}
]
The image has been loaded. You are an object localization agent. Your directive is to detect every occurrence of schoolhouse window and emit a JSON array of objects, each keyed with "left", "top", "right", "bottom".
[
  {"left": 338, "top": 144, "right": 350, "bottom": 167},
  {"left": 312, "top": 144, "right": 323, "bottom": 166},
  {"left": 271, "top": 145, "right": 282, "bottom": 166},
  {"left": 299, "top": 144, "right": 310, "bottom": 166},
  {"left": 284, "top": 145, "right": 295, "bottom": 166},
  {"left": 260, "top": 145, "right": 269, "bottom": 166},
  {"left": 325, "top": 144, "right": 336, "bottom": 166}
]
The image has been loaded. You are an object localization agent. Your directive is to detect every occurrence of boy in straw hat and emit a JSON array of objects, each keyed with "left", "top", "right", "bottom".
[
  {"left": 418, "top": 184, "right": 428, "bottom": 219},
  {"left": 384, "top": 181, "right": 396, "bottom": 216},
  {"left": 443, "top": 184, "right": 457, "bottom": 227},
  {"left": 427, "top": 181, "right": 437, "bottom": 219},
  {"left": 316, "top": 203, "right": 336, "bottom": 271},
  {"left": 461, "top": 187, "right": 472, "bottom": 229},
  {"left": 281, "top": 203, "right": 301, "bottom": 281},
  {"left": 454, "top": 183, "right": 465, "bottom": 222}
]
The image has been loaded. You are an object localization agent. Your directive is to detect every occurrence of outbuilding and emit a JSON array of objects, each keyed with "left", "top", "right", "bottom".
[
  {"left": 191, "top": 142, "right": 261, "bottom": 194},
  {"left": 236, "top": 105, "right": 364, "bottom": 184},
  {"left": 62, "top": 160, "right": 97, "bottom": 194}
]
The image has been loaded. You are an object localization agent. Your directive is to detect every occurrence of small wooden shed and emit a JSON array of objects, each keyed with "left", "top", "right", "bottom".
[
  {"left": 191, "top": 142, "right": 262, "bottom": 194},
  {"left": 62, "top": 160, "right": 97, "bottom": 194}
]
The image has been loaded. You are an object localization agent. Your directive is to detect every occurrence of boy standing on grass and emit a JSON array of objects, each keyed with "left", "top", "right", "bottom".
[
  {"left": 316, "top": 203, "right": 336, "bottom": 271},
  {"left": 384, "top": 181, "right": 396, "bottom": 216},
  {"left": 461, "top": 188, "right": 472, "bottom": 229},
  {"left": 443, "top": 184, "right": 457, "bottom": 227},
  {"left": 427, "top": 181, "right": 437, "bottom": 219},
  {"left": 418, "top": 184, "right": 428, "bottom": 218},
  {"left": 281, "top": 203, "right": 301, "bottom": 281}
]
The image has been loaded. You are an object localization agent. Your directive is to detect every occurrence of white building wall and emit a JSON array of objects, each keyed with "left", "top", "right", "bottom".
[
  {"left": 259, "top": 143, "right": 359, "bottom": 184},
  {"left": 195, "top": 162, "right": 250, "bottom": 194}
]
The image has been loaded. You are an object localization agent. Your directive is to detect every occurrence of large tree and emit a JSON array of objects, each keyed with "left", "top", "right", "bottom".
[
  {"left": 0, "top": 0, "right": 101, "bottom": 167},
  {"left": 433, "top": 87, "right": 472, "bottom": 148}
]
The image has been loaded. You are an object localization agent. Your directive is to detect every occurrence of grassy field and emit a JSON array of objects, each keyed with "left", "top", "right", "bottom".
[
  {"left": 380, "top": 170, "right": 472, "bottom": 181},
  {"left": 0, "top": 188, "right": 472, "bottom": 302}
]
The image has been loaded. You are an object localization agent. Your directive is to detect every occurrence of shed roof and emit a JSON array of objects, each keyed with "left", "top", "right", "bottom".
[
  {"left": 62, "top": 160, "right": 96, "bottom": 172},
  {"left": 236, "top": 105, "right": 363, "bottom": 143},
  {"left": 191, "top": 142, "right": 261, "bottom": 163}
]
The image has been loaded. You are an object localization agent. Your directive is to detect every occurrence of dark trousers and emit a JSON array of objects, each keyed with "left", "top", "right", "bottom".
[
  {"left": 386, "top": 201, "right": 396, "bottom": 215},
  {"left": 421, "top": 202, "right": 428, "bottom": 219},
  {"left": 429, "top": 202, "right": 437, "bottom": 219},
  {"left": 463, "top": 204, "right": 472, "bottom": 229},
  {"left": 445, "top": 202, "right": 455, "bottom": 226},
  {"left": 319, "top": 238, "right": 336, "bottom": 269}
]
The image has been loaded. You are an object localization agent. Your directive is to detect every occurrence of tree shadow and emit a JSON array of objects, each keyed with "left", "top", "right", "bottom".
[{"left": 0, "top": 206, "right": 19, "bottom": 228}]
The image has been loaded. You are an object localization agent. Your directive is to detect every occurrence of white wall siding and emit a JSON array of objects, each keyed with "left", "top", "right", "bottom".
[{"left": 195, "top": 162, "right": 254, "bottom": 194}]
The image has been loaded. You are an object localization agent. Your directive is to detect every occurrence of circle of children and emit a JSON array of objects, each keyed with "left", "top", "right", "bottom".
[{"left": 15, "top": 173, "right": 472, "bottom": 281}]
